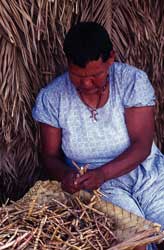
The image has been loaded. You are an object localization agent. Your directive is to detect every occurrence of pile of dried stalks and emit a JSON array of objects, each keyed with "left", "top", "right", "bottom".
[
  {"left": 0, "top": 181, "right": 163, "bottom": 250},
  {"left": 0, "top": 182, "right": 118, "bottom": 250},
  {"left": 0, "top": 0, "right": 163, "bottom": 201}
]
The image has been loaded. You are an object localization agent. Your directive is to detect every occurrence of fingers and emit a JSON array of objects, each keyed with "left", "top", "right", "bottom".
[
  {"left": 74, "top": 169, "right": 104, "bottom": 190},
  {"left": 74, "top": 173, "right": 94, "bottom": 190},
  {"left": 76, "top": 180, "right": 97, "bottom": 190},
  {"left": 61, "top": 180, "right": 79, "bottom": 194},
  {"left": 61, "top": 167, "right": 103, "bottom": 193},
  {"left": 74, "top": 173, "right": 90, "bottom": 186},
  {"left": 61, "top": 171, "right": 80, "bottom": 194}
]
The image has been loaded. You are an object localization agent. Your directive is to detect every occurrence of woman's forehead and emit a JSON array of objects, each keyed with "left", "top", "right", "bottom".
[{"left": 68, "top": 58, "right": 108, "bottom": 77}]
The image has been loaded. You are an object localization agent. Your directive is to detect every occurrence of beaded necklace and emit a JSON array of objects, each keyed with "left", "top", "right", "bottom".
[{"left": 77, "top": 76, "right": 109, "bottom": 122}]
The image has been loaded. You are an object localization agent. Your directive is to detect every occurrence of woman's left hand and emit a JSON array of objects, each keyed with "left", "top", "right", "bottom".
[{"left": 74, "top": 168, "right": 105, "bottom": 190}]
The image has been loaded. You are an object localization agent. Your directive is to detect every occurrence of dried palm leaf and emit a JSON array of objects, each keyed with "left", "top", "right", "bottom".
[{"left": 0, "top": 0, "right": 163, "bottom": 202}]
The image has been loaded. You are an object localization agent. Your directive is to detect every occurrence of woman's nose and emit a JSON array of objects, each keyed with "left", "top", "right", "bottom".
[{"left": 80, "top": 78, "right": 94, "bottom": 88}]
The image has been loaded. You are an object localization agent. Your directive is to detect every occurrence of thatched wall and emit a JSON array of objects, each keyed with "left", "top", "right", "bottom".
[{"left": 0, "top": 0, "right": 163, "bottom": 201}]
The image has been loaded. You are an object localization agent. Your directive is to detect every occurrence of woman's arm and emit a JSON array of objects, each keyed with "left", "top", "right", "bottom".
[
  {"left": 40, "top": 123, "right": 79, "bottom": 193},
  {"left": 101, "top": 106, "right": 155, "bottom": 179},
  {"left": 74, "top": 106, "right": 155, "bottom": 190},
  {"left": 40, "top": 123, "right": 69, "bottom": 181}
]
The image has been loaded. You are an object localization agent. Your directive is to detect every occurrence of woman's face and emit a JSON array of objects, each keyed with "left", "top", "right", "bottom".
[{"left": 68, "top": 57, "right": 114, "bottom": 95}]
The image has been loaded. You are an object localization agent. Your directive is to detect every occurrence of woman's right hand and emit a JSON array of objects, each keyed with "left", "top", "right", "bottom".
[{"left": 61, "top": 171, "right": 80, "bottom": 194}]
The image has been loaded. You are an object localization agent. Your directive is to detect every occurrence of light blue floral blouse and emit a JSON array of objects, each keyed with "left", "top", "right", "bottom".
[{"left": 33, "top": 62, "right": 164, "bottom": 250}]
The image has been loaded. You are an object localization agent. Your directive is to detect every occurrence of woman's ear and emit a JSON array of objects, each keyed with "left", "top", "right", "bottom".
[{"left": 107, "top": 50, "right": 115, "bottom": 66}]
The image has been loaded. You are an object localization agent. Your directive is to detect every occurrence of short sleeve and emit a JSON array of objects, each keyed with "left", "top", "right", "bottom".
[
  {"left": 32, "top": 88, "right": 60, "bottom": 128},
  {"left": 123, "top": 70, "right": 156, "bottom": 108}
]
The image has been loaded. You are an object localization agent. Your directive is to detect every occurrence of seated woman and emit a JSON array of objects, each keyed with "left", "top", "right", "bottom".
[{"left": 32, "top": 22, "right": 164, "bottom": 250}]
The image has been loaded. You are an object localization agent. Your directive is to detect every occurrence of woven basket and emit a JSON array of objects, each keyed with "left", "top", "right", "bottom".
[{"left": 19, "top": 180, "right": 164, "bottom": 250}]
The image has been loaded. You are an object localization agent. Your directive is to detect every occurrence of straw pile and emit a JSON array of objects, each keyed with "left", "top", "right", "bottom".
[
  {"left": 0, "top": 0, "right": 164, "bottom": 201},
  {"left": 0, "top": 180, "right": 163, "bottom": 250},
  {"left": 0, "top": 181, "right": 118, "bottom": 249}
]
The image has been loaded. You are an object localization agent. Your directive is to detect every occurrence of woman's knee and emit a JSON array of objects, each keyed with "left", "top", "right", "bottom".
[{"left": 101, "top": 189, "right": 145, "bottom": 218}]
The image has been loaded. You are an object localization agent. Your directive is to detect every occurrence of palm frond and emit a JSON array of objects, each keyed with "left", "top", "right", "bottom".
[
  {"left": 0, "top": 0, "right": 76, "bottom": 200},
  {"left": 0, "top": 0, "right": 163, "bottom": 201}
]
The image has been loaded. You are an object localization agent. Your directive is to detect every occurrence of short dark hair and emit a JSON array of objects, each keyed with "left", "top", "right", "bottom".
[{"left": 63, "top": 22, "right": 113, "bottom": 67}]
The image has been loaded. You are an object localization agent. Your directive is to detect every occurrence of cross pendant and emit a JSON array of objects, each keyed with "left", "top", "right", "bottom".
[{"left": 90, "top": 110, "right": 98, "bottom": 122}]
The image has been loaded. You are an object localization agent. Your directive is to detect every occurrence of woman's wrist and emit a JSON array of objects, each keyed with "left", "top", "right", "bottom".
[
  {"left": 95, "top": 166, "right": 108, "bottom": 185},
  {"left": 100, "top": 164, "right": 112, "bottom": 183}
]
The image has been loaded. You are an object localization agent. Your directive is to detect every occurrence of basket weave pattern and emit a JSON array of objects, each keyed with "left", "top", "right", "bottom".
[{"left": 20, "top": 181, "right": 164, "bottom": 250}]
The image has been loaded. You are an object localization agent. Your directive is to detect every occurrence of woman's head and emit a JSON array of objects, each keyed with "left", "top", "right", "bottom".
[{"left": 63, "top": 22, "right": 113, "bottom": 68}]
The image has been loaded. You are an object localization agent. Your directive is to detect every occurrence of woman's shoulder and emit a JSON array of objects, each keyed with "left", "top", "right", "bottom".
[
  {"left": 32, "top": 72, "right": 71, "bottom": 127},
  {"left": 112, "top": 62, "right": 147, "bottom": 79},
  {"left": 111, "top": 62, "right": 150, "bottom": 93},
  {"left": 110, "top": 62, "right": 155, "bottom": 107},
  {"left": 41, "top": 72, "right": 70, "bottom": 97}
]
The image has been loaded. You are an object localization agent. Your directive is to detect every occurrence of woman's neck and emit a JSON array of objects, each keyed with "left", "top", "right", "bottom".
[{"left": 78, "top": 83, "right": 109, "bottom": 109}]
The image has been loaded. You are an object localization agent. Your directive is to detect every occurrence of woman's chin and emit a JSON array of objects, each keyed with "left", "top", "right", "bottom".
[{"left": 79, "top": 88, "right": 99, "bottom": 95}]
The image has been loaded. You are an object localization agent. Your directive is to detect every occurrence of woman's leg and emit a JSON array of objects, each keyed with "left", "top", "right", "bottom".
[
  {"left": 101, "top": 186, "right": 145, "bottom": 218},
  {"left": 138, "top": 174, "right": 164, "bottom": 250},
  {"left": 101, "top": 185, "right": 150, "bottom": 250}
]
